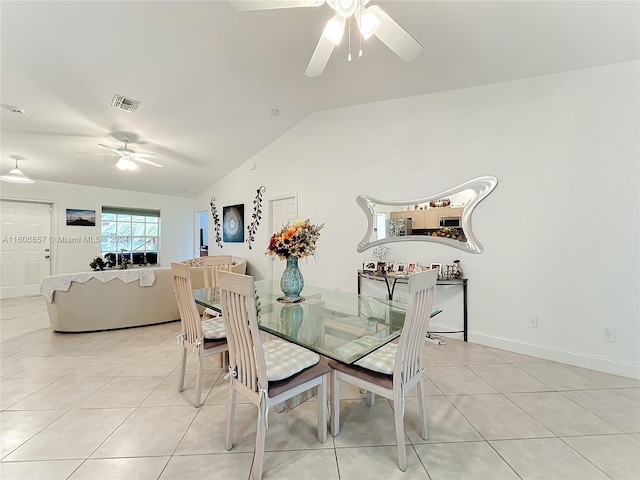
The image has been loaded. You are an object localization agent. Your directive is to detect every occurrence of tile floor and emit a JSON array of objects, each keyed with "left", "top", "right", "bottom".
[{"left": 1, "top": 295, "right": 639, "bottom": 480}]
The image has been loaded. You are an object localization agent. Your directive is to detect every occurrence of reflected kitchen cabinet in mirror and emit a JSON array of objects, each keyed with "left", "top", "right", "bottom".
[{"left": 356, "top": 176, "right": 497, "bottom": 254}]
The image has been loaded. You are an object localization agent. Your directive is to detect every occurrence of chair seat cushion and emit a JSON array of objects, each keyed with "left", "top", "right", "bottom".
[
  {"left": 203, "top": 307, "right": 221, "bottom": 319},
  {"left": 268, "top": 361, "right": 330, "bottom": 398},
  {"left": 202, "top": 317, "right": 226, "bottom": 340},
  {"left": 204, "top": 338, "right": 227, "bottom": 349},
  {"left": 354, "top": 342, "right": 396, "bottom": 375},
  {"left": 328, "top": 359, "right": 393, "bottom": 390},
  {"left": 334, "top": 335, "right": 381, "bottom": 360},
  {"left": 264, "top": 339, "right": 320, "bottom": 381}
]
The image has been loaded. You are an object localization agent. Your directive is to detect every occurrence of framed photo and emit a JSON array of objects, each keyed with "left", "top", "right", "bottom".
[
  {"left": 406, "top": 262, "right": 417, "bottom": 274},
  {"left": 385, "top": 262, "right": 396, "bottom": 273},
  {"left": 376, "top": 262, "right": 387, "bottom": 274},
  {"left": 66, "top": 209, "right": 96, "bottom": 226},
  {"left": 430, "top": 263, "right": 442, "bottom": 276},
  {"left": 223, "top": 204, "right": 245, "bottom": 242},
  {"left": 363, "top": 259, "right": 377, "bottom": 272},
  {"left": 395, "top": 263, "right": 406, "bottom": 274}
]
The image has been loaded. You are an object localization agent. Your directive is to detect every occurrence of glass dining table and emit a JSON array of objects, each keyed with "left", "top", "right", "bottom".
[{"left": 194, "top": 280, "right": 442, "bottom": 365}]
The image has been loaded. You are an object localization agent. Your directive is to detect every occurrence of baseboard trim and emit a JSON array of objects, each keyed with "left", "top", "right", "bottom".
[{"left": 468, "top": 331, "right": 640, "bottom": 380}]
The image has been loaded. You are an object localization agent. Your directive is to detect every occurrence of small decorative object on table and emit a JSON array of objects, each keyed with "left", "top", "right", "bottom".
[
  {"left": 104, "top": 253, "right": 116, "bottom": 268},
  {"left": 119, "top": 250, "right": 131, "bottom": 270},
  {"left": 266, "top": 218, "right": 324, "bottom": 303},
  {"left": 371, "top": 244, "right": 391, "bottom": 263},
  {"left": 452, "top": 259, "right": 464, "bottom": 279},
  {"left": 430, "top": 263, "right": 442, "bottom": 278},
  {"left": 89, "top": 253, "right": 108, "bottom": 271},
  {"left": 363, "top": 259, "right": 377, "bottom": 272}
]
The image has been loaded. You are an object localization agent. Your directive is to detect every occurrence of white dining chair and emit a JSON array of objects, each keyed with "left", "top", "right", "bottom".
[
  {"left": 329, "top": 268, "right": 438, "bottom": 471},
  {"left": 218, "top": 270, "right": 330, "bottom": 480},
  {"left": 171, "top": 262, "right": 228, "bottom": 408},
  {"left": 201, "top": 255, "right": 233, "bottom": 319}
]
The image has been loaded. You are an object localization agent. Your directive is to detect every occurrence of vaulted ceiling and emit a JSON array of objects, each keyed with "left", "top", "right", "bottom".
[{"left": 1, "top": 1, "right": 638, "bottom": 197}]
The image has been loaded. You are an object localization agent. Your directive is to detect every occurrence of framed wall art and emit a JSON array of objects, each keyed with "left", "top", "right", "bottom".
[
  {"left": 223, "top": 204, "right": 245, "bottom": 243},
  {"left": 66, "top": 209, "right": 96, "bottom": 226}
]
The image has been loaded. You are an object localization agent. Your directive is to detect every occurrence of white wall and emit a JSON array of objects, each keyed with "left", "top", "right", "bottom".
[
  {"left": 196, "top": 61, "right": 639, "bottom": 378},
  {"left": 1, "top": 180, "right": 195, "bottom": 273}
]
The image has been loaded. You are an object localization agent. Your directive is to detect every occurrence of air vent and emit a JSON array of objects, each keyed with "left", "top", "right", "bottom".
[{"left": 111, "top": 94, "right": 140, "bottom": 112}]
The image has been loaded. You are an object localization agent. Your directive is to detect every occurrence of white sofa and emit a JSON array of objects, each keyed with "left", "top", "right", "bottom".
[{"left": 44, "top": 257, "right": 247, "bottom": 332}]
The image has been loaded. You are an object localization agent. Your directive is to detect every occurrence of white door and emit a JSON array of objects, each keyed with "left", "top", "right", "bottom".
[
  {"left": 268, "top": 195, "right": 297, "bottom": 285},
  {"left": 1, "top": 200, "right": 52, "bottom": 298}
]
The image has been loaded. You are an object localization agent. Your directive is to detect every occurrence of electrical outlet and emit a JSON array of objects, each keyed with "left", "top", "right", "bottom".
[
  {"left": 528, "top": 316, "right": 538, "bottom": 328},
  {"left": 603, "top": 328, "right": 616, "bottom": 342}
]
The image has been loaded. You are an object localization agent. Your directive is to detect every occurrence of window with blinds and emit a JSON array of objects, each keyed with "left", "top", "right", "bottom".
[{"left": 101, "top": 206, "right": 160, "bottom": 265}]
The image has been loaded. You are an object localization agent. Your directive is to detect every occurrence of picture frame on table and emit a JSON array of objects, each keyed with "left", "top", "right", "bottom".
[
  {"left": 406, "top": 262, "right": 417, "bottom": 274},
  {"left": 430, "top": 263, "right": 442, "bottom": 276},
  {"left": 363, "top": 260, "right": 377, "bottom": 272},
  {"left": 395, "top": 263, "right": 406, "bottom": 274},
  {"left": 385, "top": 262, "right": 396, "bottom": 273},
  {"left": 376, "top": 262, "right": 386, "bottom": 274}
]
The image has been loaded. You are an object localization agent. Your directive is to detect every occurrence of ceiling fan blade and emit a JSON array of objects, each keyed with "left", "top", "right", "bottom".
[
  {"left": 305, "top": 34, "right": 336, "bottom": 77},
  {"left": 97, "top": 143, "right": 124, "bottom": 155},
  {"left": 132, "top": 157, "right": 163, "bottom": 168},
  {"left": 77, "top": 152, "right": 120, "bottom": 156},
  {"left": 130, "top": 152, "right": 160, "bottom": 159},
  {"left": 368, "top": 5, "right": 423, "bottom": 62},
  {"left": 229, "top": 0, "right": 324, "bottom": 11}
]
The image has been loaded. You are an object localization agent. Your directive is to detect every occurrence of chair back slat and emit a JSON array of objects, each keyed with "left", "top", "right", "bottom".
[
  {"left": 395, "top": 269, "right": 437, "bottom": 384},
  {"left": 203, "top": 255, "right": 233, "bottom": 289},
  {"left": 171, "top": 262, "right": 204, "bottom": 347},
  {"left": 219, "top": 271, "right": 267, "bottom": 392}
]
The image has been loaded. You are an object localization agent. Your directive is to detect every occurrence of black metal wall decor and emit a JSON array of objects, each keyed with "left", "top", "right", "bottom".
[
  {"left": 209, "top": 196, "right": 223, "bottom": 248},
  {"left": 246, "top": 185, "right": 266, "bottom": 250}
]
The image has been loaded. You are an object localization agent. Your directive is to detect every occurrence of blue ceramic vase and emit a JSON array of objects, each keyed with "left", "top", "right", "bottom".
[
  {"left": 280, "top": 304, "right": 303, "bottom": 338},
  {"left": 280, "top": 256, "right": 304, "bottom": 302}
]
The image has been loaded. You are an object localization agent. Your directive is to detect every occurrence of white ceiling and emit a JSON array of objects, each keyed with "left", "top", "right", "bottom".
[{"left": 1, "top": 1, "right": 638, "bottom": 198}]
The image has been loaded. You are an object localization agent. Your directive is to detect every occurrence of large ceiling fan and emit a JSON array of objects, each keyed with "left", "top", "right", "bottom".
[
  {"left": 230, "top": 0, "right": 423, "bottom": 77},
  {"left": 78, "top": 135, "right": 163, "bottom": 170}
]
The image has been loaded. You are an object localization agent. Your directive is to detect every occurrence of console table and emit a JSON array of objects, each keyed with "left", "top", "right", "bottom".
[{"left": 357, "top": 270, "right": 468, "bottom": 341}]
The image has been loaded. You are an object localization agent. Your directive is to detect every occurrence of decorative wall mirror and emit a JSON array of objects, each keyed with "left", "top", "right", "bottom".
[{"left": 356, "top": 176, "right": 498, "bottom": 254}]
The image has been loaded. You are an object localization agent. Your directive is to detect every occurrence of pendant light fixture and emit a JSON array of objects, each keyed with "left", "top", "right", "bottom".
[{"left": 1, "top": 156, "right": 34, "bottom": 183}]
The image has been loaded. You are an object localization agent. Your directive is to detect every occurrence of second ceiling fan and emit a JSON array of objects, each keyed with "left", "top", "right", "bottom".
[
  {"left": 78, "top": 136, "right": 163, "bottom": 170},
  {"left": 230, "top": 0, "right": 423, "bottom": 77}
]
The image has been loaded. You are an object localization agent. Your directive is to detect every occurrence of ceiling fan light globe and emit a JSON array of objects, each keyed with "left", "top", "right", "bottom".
[
  {"left": 358, "top": 9, "right": 381, "bottom": 39},
  {"left": 322, "top": 15, "right": 345, "bottom": 45},
  {"left": 116, "top": 157, "right": 137, "bottom": 170}
]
